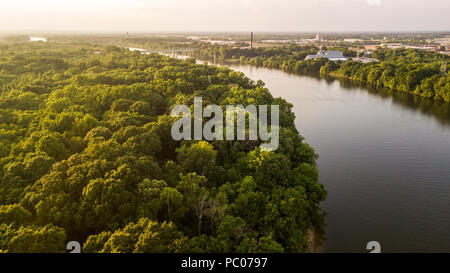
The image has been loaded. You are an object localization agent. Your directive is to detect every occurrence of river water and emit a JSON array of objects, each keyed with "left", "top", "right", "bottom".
[{"left": 218, "top": 64, "right": 450, "bottom": 252}]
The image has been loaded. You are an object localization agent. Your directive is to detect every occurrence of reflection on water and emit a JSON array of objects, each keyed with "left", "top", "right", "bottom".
[
  {"left": 279, "top": 71, "right": 450, "bottom": 128},
  {"left": 333, "top": 77, "right": 450, "bottom": 128},
  {"left": 204, "top": 58, "right": 450, "bottom": 127},
  {"left": 221, "top": 64, "right": 450, "bottom": 253}
]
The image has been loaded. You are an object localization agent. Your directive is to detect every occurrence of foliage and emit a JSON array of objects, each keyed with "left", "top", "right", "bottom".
[{"left": 0, "top": 43, "right": 325, "bottom": 253}]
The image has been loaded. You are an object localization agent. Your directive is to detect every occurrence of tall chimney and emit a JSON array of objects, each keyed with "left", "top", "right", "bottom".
[{"left": 251, "top": 32, "right": 253, "bottom": 49}]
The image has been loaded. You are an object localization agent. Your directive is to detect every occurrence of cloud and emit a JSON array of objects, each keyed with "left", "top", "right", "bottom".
[{"left": 2, "top": 0, "right": 450, "bottom": 32}]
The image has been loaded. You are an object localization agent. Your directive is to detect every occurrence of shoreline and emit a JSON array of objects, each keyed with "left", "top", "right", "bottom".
[
  {"left": 307, "top": 229, "right": 325, "bottom": 253},
  {"left": 186, "top": 54, "right": 449, "bottom": 104}
]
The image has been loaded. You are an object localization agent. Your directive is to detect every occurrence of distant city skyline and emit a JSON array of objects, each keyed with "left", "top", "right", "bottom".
[{"left": 0, "top": 0, "right": 449, "bottom": 33}]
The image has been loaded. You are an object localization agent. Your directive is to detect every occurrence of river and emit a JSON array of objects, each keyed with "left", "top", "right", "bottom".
[
  {"left": 165, "top": 51, "right": 450, "bottom": 252},
  {"left": 217, "top": 63, "right": 450, "bottom": 252}
]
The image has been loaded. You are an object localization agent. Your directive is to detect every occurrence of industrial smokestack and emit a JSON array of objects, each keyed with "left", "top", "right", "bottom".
[{"left": 251, "top": 32, "right": 253, "bottom": 49}]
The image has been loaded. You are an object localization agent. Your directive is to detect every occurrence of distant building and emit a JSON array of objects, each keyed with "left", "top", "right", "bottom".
[
  {"left": 405, "top": 45, "right": 437, "bottom": 51},
  {"left": 351, "top": 57, "right": 379, "bottom": 63},
  {"left": 315, "top": 33, "right": 325, "bottom": 41},
  {"left": 29, "top": 37, "right": 46, "bottom": 42},
  {"left": 364, "top": 45, "right": 379, "bottom": 50},
  {"left": 305, "top": 50, "right": 348, "bottom": 61},
  {"left": 344, "top": 39, "right": 364, "bottom": 43},
  {"left": 128, "top": 47, "right": 147, "bottom": 52},
  {"left": 262, "top": 39, "right": 292, "bottom": 43},
  {"left": 208, "top": 40, "right": 235, "bottom": 45},
  {"left": 383, "top": 43, "right": 404, "bottom": 49}
]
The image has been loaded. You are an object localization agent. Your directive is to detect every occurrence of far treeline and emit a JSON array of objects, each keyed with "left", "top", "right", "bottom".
[
  {"left": 0, "top": 43, "right": 325, "bottom": 253},
  {"left": 189, "top": 44, "right": 450, "bottom": 102}
]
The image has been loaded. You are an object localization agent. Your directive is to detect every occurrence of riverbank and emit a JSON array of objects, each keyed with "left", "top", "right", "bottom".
[
  {"left": 190, "top": 55, "right": 449, "bottom": 105},
  {"left": 216, "top": 62, "right": 450, "bottom": 252},
  {"left": 307, "top": 229, "right": 325, "bottom": 253},
  {"left": 187, "top": 46, "right": 450, "bottom": 103},
  {"left": 159, "top": 52, "right": 450, "bottom": 252}
]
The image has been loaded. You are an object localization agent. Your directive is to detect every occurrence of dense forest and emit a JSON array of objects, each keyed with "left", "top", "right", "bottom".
[
  {"left": 0, "top": 42, "right": 326, "bottom": 252},
  {"left": 190, "top": 44, "right": 450, "bottom": 102}
]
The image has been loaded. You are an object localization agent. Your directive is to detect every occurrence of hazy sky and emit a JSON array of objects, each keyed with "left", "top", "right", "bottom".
[{"left": 0, "top": 0, "right": 449, "bottom": 32}]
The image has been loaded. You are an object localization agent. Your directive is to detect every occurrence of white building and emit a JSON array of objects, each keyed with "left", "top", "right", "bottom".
[
  {"left": 315, "top": 33, "right": 325, "bottom": 41},
  {"left": 351, "top": 57, "right": 379, "bottom": 63},
  {"left": 262, "top": 39, "right": 292, "bottom": 43},
  {"left": 29, "top": 37, "right": 47, "bottom": 42},
  {"left": 344, "top": 39, "right": 364, "bottom": 43},
  {"left": 128, "top": 47, "right": 147, "bottom": 52},
  {"left": 305, "top": 50, "right": 348, "bottom": 61},
  {"left": 208, "top": 40, "right": 236, "bottom": 45}
]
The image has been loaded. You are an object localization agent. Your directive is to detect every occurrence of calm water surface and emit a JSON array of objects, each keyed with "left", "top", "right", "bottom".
[{"left": 222, "top": 64, "right": 450, "bottom": 252}]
